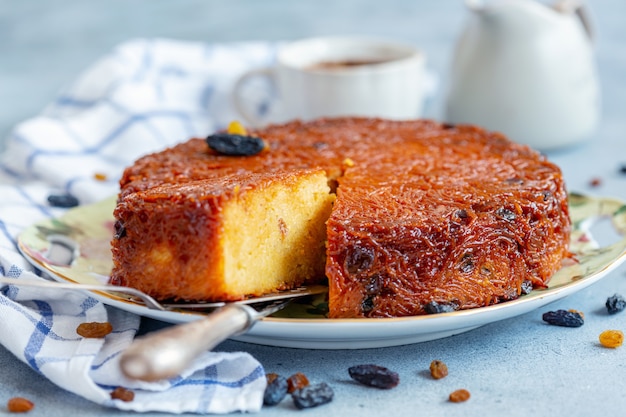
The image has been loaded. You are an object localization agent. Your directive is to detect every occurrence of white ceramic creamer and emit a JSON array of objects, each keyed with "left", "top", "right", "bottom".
[{"left": 445, "top": 0, "right": 600, "bottom": 150}]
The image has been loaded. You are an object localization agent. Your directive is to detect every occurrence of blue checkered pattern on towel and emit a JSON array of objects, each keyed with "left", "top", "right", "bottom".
[{"left": 0, "top": 38, "right": 278, "bottom": 414}]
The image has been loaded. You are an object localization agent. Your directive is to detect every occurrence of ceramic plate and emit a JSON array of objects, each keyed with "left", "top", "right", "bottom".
[{"left": 17, "top": 193, "right": 626, "bottom": 349}]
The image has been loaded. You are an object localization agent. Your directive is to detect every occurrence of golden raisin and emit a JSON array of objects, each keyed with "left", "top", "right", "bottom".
[
  {"left": 599, "top": 330, "right": 624, "bottom": 348},
  {"left": 429, "top": 360, "right": 448, "bottom": 379},
  {"left": 227, "top": 120, "right": 248, "bottom": 135},
  {"left": 342, "top": 157, "right": 355, "bottom": 167},
  {"left": 7, "top": 397, "right": 34, "bottom": 413},
  {"left": 110, "top": 387, "right": 135, "bottom": 402},
  {"left": 568, "top": 309, "right": 585, "bottom": 319},
  {"left": 589, "top": 177, "right": 602, "bottom": 187},
  {"left": 266, "top": 372, "right": 279, "bottom": 384},
  {"left": 76, "top": 322, "right": 113, "bottom": 338},
  {"left": 94, "top": 172, "right": 107, "bottom": 181},
  {"left": 449, "top": 389, "right": 471, "bottom": 403},
  {"left": 286, "top": 372, "right": 310, "bottom": 393}
]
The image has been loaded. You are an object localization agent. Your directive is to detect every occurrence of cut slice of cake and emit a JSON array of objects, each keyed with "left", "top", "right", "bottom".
[{"left": 110, "top": 168, "right": 334, "bottom": 301}]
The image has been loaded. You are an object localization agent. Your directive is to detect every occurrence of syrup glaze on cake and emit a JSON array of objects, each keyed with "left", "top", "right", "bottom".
[{"left": 111, "top": 118, "right": 571, "bottom": 318}]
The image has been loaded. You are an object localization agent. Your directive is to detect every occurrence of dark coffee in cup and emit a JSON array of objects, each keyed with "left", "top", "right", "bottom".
[{"left": 306, "top": 59, "right": 391, "bottom": 70}]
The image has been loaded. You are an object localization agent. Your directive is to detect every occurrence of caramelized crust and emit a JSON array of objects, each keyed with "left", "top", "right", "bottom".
[{"left": 111, "top": 118, "right": 571, "bottom": 317}]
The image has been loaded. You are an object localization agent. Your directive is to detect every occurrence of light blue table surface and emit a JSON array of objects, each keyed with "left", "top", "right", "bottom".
[{"left": 2, "top": 1, "right": 626, "bottom": 416}]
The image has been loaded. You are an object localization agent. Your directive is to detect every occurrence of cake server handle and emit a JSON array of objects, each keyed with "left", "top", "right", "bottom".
[{"left": 119, "top": 301, "right": 286, "bottom": 382}]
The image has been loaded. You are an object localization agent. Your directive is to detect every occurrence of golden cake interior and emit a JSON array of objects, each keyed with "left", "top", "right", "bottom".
[{"left": 220, "top": 169, "right": 333, "bottom": 296}]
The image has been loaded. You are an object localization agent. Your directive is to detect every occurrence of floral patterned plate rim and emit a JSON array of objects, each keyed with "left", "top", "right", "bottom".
[{"left": 16, "top": 193, "right": 626, "bottom": 349}]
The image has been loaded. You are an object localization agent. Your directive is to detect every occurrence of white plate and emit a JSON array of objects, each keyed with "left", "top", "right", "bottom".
[{"left": 17, "top": 193, "right": 626, "bottom": 349}]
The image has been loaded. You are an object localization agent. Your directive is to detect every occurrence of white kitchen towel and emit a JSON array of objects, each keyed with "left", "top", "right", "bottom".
[{"left": 0, "top": 38, "right": 280, "bottom": 414}]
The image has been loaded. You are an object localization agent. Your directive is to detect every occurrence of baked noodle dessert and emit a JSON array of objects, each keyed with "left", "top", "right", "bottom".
[{"left": 110, "top": 118, "right": 571, "bottom": 318}]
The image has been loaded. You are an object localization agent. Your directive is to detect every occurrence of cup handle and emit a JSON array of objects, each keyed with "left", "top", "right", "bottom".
[{"left": 232, "top": 67, "right": 276, "bottom": 127}]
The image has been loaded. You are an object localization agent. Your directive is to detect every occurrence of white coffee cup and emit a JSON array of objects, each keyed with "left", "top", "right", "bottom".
[{"left": 233, "top": 37, "right": 427, "bottom": 126}]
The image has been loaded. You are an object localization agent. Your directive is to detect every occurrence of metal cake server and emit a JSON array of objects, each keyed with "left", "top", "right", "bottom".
[{"left": 119, "top": 299, "right": 294, "bottom": 382}]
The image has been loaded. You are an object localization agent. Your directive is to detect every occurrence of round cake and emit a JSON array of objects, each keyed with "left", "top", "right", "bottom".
[{"left": 110, "top": 117, "right": 571, "bottom": 318}]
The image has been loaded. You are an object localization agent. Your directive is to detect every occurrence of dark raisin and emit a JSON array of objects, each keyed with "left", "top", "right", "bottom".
[
  {"left": 362, "top": 296, "right": 375, "bottom": 312},
  {"left": 47, "top": 194, "right": 79, "bottom": 208},
  {"left": 542, "top": 191, "right": 552, "bottom": 201},
  {"left": 459, "top": 253, "right": 474, "bottom": 273},
  {"left": 364, "top": 274, "right": 382, "bottom": 295},
  {"left": 114, "top": 220, "right": 126, "bottom": 239},
  {"left": 291, "top": 382, "right": 334, "bottom": 409},
  {"left": 442, "top": 123, "right": 455, "bottom": 129},
  {"left": 496, "top": 207, "right": 516, "bottom": 221},
  {"left": 345, "top": 247, "right": 375, "bottom": 274},
  {"left": 456, "top": 209, "right": 468, "bottom": 219},
  {"left": 206, "top": 133, "right": 265, "bottom": 156},
  {"left": 348, "top": 364, "right": 399, "bottom": 389},
  {"left": 424, "top": 301, "right": 458, "bottom": 314},
  {"left": 606, "top": 294, "right": 626, "bottom": 315},
  {"left": 263, "top": 374, "right": 288, "bottom": 406},
  {"left": 520, "top": 280, "right": 533, "bottom": 295},
  {"left": 542, "top": 309, "right": 584, "bottom": 327}
]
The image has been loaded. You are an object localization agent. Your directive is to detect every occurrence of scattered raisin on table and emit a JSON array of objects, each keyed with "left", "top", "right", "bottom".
[
  {"left": 589, "top": 177, "right": 602, "bottom": 187},
  {"left": 606, "top": 294, "right": 626, "bottom": 315},
  {"left": 263, "top": 373, "right": 288, "bottom": 406},
  {"left": 110, "top": 387, "right": 135, "bottom": 402},
  {"left": 569, "top": 309, "right": 585, "bottom": 319},
  {"left": 47, "top": 194, "right": 79, "bottom": 208},
  {"left": 542, "top": 309, "right": 584, "bottom": 327},
  {"left": 205, "top": 133, "right": 265, "bottom": 156},
  {"left": 291, "top": 382, "right": 334, "bottom": 409},
  {"left": 599, "top": 330, "right": 624, "bottom": 348},
  {"left": 449, "top": 389, "right": 471, "bottom": 403},
  {"left": 286, "top": 372, "right": 310, "bottom": 393},
  {"left": 429, "top": 360, "right": 448, "bottom": 380},
  {"left": 348, "top": 364, "right": 399, "bottom": 389},
  {"left": 7, "top": 397, "right": 34, "bottom": 413},
  {"left": 76, "top": 321, "right": 113, "bottom": 338}
]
